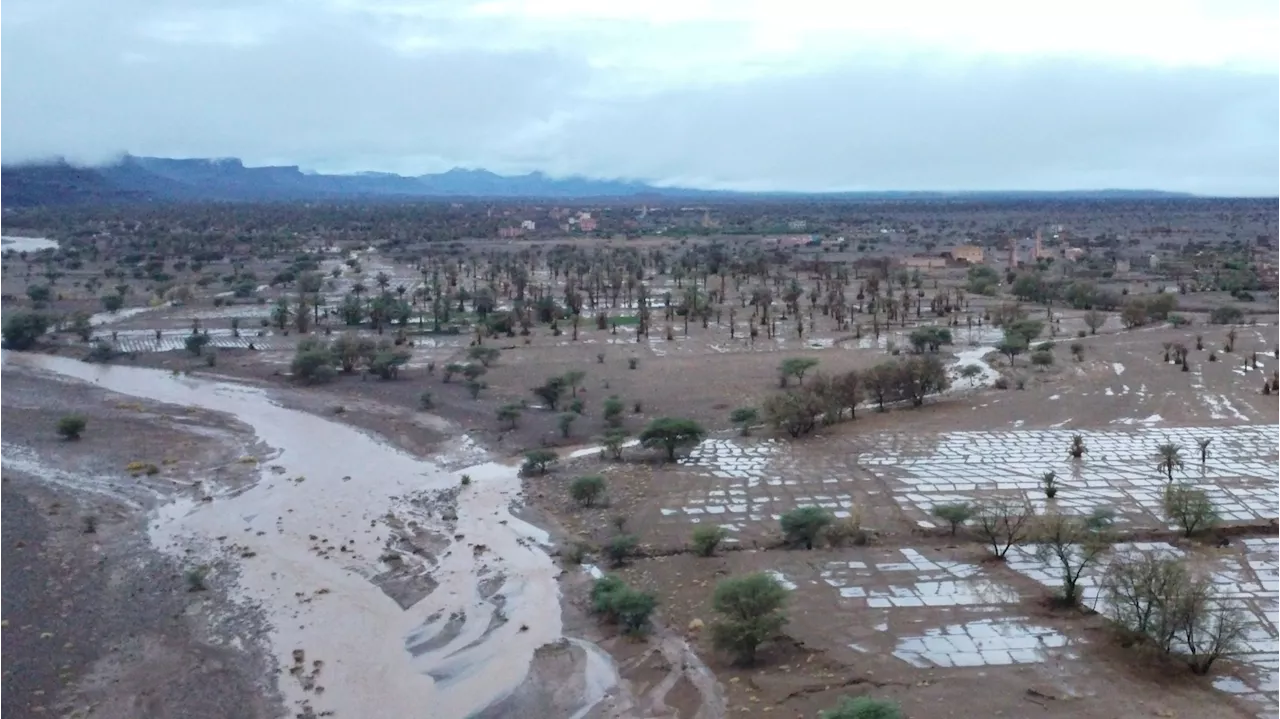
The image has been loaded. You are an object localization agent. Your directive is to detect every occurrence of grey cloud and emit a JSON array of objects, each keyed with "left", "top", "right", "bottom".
[
  {"left": 539, "top": 60, "right": 1279, "bottom": 196},
  {"left": 2, "top": 0, "right": 1276, "bottom": 195},
  {"left": 2, "top": 1, "right": 590, "bottom": 170}
]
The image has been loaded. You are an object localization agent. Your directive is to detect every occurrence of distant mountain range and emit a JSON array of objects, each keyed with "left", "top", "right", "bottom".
[{"left": 0, "top": 155, "right": 1197, "bottom": 207}]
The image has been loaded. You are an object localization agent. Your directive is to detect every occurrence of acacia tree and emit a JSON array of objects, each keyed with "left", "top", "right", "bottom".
[
  {"left": 778, "top": 357, "right": 819, "bottom": 387},
  {"left": 639, "top": 417, "right": 706, "bottom": 461}
]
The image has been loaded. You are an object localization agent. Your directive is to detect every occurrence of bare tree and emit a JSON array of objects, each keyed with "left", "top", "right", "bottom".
[
  {"left": 973, "top": 498, "right": 1033, "bottom": 558},
  {"left": 1030, "top": 511, "right": 1112, "bottom": 604}
]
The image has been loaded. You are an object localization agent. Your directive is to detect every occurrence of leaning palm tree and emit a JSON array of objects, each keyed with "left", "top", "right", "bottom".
[
  {"left": 1155, "top": 442, "right": 1184, "bottom": 483},
  {"left": 1196, "top": 438, "right": 1212, "bottom": 465}
]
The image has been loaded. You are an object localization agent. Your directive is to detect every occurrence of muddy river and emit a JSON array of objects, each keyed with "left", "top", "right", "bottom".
[{"left": 0, "top": 352, "right": 614, "bottom": 718}]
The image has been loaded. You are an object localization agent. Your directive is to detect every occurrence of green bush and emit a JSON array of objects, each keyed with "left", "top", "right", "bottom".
[
  {"left": 589, "top": 576, "right": 657, "bottom": 635},
  {"left": 692, "top": 526, "right": 729, "bottom": 556},
  {"left": 2, "top": 311, "right": 50, "bottom": 350},
  {"left": 610, "top": 588, "right": 657, "bottom": 635},
  {"left": 291, "top": 338, "right": 336, "bottom": 384},
  {"left": 521, "top": 449, "right": 557, "bottom": 475},
  {"left": 604, "top": 534, "right": 639, "bottom": 566},
  {"left": 57, "top": 414, "right": 87, "bottom": 440},
  {"left": 930, "top": 502, "right": 973, "bottom": 536},
  {"left": 819, "top": 696, "right": 903, "bottom": 719},
  {"left": 591, "top": 575, "right": 626, "bottom": 613},
  {"left": 1030, "top": 350, "right": 1054, "bottom": 366},
  {"left": 570, "top": 475, "right": 606, "bottom": 507},
  {"left": 1208, "top": 305, "right": 1244, "bottom": 325},
  {"left": 603, "top": 396, "right": 625, "bottom": 426},
  {"left": 729, "top": 407, "right": 759, "bottom": 436},
  {"left": 780, "top": 506, "right": 834, "bottom": 549},
  {"left": 184, "top": 333, "right": 211, "bottom": 356},
  {"left": 709, "top": 573, "right": 789, "bottom": 665}
]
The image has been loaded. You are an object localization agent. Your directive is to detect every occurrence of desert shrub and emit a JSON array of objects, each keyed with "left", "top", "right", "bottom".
[
  {"left": 730, "top": 407, "right": 760, "bottom": 436},
  {"left": 709, "top": 573, "right": 789, "bottom": 665},
  {"left": 184, "top": 333, "right": 211, "bottom": 356},
  {"left": 1162, "top": 484, "right": 1218, "bottom": 537},
  {"left": 603, "top": 396, "right": 624, "bottom": 426},
  {"left": 563, "top": 541, "right": 591, "bottom": 565},
  {"left": 2, "top": 311, "right": 50, "bottom": 350},
  {"left": 1208, "top": 305, "right": 1244, "bottom": 325},
  {"left": 609, "top": 587, "right": 657, "bottom": 635},
  {"left": 85, "top": 340, "right": 119, "bottom": 363},
  {"left": 757, "top": 388, "right": 819, "bottom": 434},
  {"left": 291, "top": 339, "right": 336, "bottom": 384},
  {"left": 604, "top": 534, "right": 639, "bottom": 567},
  {"left": 418, "top": 391, "right": 434, "bottom": 410},
  {"left": 369, "top": 349, "right": 410, "bottom": 380},
  {"left": 825, "top": 515, "right": 869, "bottom": 547},
  {"left": 467, "top": 345, "right": 500, "bottom": 366},
  {"left": 601, "top": 429, "right": 630, "bottom": 460},
  {"left": 819, "top": 696, "right": 903, "bottom": 719},
  {"left": 1031, "top": 350, "right": 1054, "bottom": 366},
  {"left": 628, "top": 357, "right": 639, "bottom": 369},
  {"left": 521, "top": 449, "right": 558, "bottom": 475},
  {"left": 973, "top": 498, "right": 1032, "bottom": 558},
  {"left": 590, "top": 575, "right": 627, "bottom": 614},
  {"left": 780, "top": 506, "right": 833, "bottom": 549},
  {"left": 532, "top": 376, "right": 569, "bottom": 409},
  {"left": 496, "top": 404, "right": 521, "bottom": 429},
  {"left": 590, "top": 576, "right": 657, "bottom": 635},
  {"left": 992, "top": 376, "right": 1010, "bottom": 390},
  {"left": 908, "top": 326, "right": 952, "bottom": 353},
  {"left": 185, "top": 565, "right": 210, "bottom": 592},
  {"left": 1069, "top": 342, "right": 1085, "bottom": 361},
  {"left": 558, "top": 412, "right": 578, "bottom": 438},
  {"left": 930, "top": 502, "right": 973, "bottom": 535},
  {"left": 56, "top": 414, "right": 87, "bottom": 440},
  {"left": 763, "top": 389, "right": 822, "bottom": 437},
  {"left": 570, "top": 475, "right": 606, "bottom": 507},
  {"left": 1101, "top": 551, "right": 1246, "bottom": 674},
  {"left": 692, "top": 526, "right": 729, "bottom": 556}
]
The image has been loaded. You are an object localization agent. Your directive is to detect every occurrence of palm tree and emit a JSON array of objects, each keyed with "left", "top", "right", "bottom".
[
  {"left": 1155, "top": 442, "right": 1184, "bottom": 483},
  {"left": 1196, "top": 438, "right": 1212, "bottom": 465}
]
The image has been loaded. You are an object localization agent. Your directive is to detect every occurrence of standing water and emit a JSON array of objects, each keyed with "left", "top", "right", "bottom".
[
  {"left": 1, "top": 235, "right": 59, "bottom": 252},
  {"left": 0, "top": 352, "right": 568, "bottom": 718}
]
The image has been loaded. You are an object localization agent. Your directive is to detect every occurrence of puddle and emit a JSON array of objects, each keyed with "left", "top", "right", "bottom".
[
  {"left": 821, "top": 549, "right": 1019, "bottom": 606},
  {"left": 0, "top": 351, "right": 571, "bottom": 719},
  {"left": 1, "top": 235, "right": 59, "bottom": 252},
  {"left": 891, "top": 619, "right": 1074, "bottom": 668},
  {"left": 90, "top": 305, "right": 162, "bottom": 327}
]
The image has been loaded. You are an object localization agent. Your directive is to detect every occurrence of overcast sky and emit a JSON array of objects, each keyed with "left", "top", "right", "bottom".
[{"left": 2, "top": 0, "right": 1277, "bottom": 194}]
